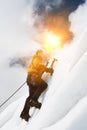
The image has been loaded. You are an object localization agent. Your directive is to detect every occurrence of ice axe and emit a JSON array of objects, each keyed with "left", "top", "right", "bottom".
[{"left": 50, "top": 58, "right": 58, "bottom": 75}]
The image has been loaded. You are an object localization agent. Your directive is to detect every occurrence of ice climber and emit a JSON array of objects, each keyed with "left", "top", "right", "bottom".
[{"left": 20, "top": 49, "right": 54, "bottom": 121}]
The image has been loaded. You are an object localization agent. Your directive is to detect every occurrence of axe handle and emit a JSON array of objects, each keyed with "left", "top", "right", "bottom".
[{"left": 50, "top": 58, "right": 57, "bottom": 68}]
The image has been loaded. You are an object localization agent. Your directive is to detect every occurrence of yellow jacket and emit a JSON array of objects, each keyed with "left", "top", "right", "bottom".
[{"left": 27, "top": 54, "right": 43, "bottom": 74}]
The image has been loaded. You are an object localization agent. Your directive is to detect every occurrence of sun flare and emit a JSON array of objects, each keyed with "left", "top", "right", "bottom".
[{"left": 43, "top": 32, "right": 61, "bottom": 52}]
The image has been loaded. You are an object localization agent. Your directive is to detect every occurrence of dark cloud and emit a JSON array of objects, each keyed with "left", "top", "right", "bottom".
[
  {"left": 63, "top": 0, "right": 85, "bottom": 12},
  {"left": 33, "top": 0, "right": 85, "bottom": 16},
  {"left": 9, "top": 56, "right": 31, "bottom": 68},
  {"left": 33, "top": 0, "right": 63, "bottom": 15},
  {"left": 31, "top": 0, "right": 85, "bottom": 45}
]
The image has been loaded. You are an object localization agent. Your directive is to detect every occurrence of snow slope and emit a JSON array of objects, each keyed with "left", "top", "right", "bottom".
[
  {"left": 1, "top": 35, "right": 87, "bottom": 130},
  {"left": 1, "top": 1, "right": 87, "bottom": 130}
]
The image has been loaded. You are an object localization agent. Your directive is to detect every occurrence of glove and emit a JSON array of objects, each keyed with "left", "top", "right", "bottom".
[{"left": 49, "top": 68, "right": 54, "bottom": 75}]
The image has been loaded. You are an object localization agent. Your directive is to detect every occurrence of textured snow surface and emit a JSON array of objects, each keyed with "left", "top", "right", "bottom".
[{"left": 1, "top": 1, "right": 87, "bottom": 130}]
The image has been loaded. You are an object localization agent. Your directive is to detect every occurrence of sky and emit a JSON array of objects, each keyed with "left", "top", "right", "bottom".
[{"left": 0, "top": 0, "right": 86, "bottom": 112}]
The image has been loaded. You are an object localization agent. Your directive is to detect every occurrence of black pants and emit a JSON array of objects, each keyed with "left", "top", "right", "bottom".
[{"left": 21, "top": 74, "right": 47, "bottom": 115}]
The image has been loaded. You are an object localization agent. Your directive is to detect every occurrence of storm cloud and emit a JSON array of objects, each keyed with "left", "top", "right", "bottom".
[{"left": 31, "top": 0, "right": 85, "bottom": 44}]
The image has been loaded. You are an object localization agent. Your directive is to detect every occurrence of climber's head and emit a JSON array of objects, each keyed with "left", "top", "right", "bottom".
[
  {"left": 35, "top": 49, "right": 50, "bottom": 63},
  {"left": 36, "top": 49, "right": 44, "bottom": 57}
]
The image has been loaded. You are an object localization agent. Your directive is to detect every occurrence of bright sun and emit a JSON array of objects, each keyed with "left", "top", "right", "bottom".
[{"left": 43, "top": 32, "right": 61, "bottom": 52}]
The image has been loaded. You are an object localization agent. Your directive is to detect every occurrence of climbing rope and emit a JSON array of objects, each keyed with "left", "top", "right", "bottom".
[{"left": 0, "top": 81, "right": 26, "bottom": 108}]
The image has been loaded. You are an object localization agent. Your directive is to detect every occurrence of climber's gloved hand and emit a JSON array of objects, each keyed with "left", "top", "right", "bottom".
[{"left": 49, "top": 68, "right": 54, "bottom": 75}]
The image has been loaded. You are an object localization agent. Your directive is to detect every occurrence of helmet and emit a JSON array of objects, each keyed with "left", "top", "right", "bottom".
[{"left": 36, "top": 49, "right": 44, "bottom": 56}]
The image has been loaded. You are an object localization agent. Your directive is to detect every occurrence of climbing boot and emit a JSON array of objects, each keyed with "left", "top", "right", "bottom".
[
  {"left": 20, "top": 111, "right": 31, "bottom": 122},
  {"left": 29, "top": 99, "right": 42, "bottom": 109}
]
